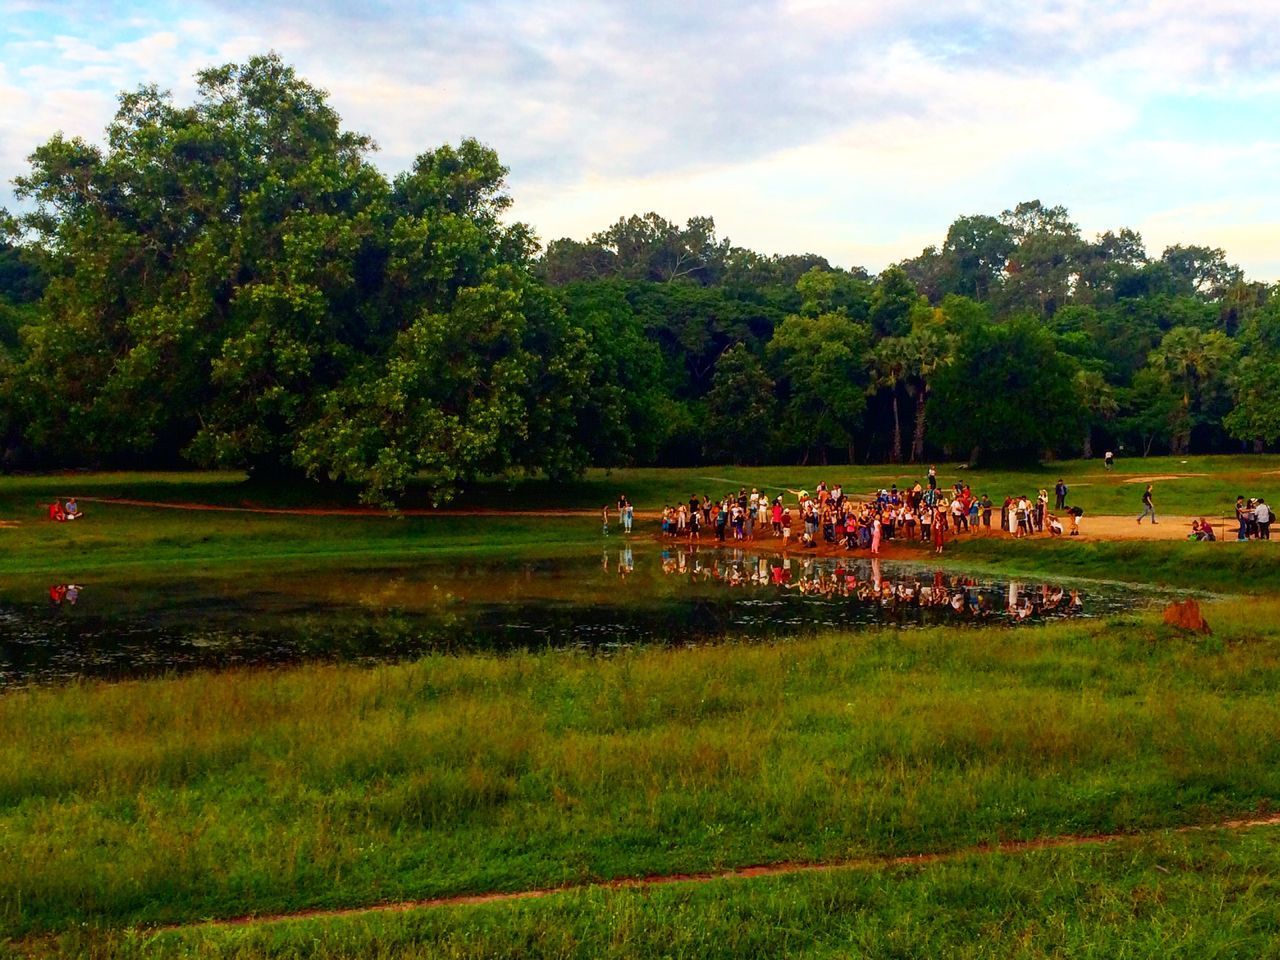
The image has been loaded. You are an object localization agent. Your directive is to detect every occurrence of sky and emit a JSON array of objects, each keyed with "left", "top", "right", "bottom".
[{"left": 2, "top": 0, "right": 1278, "bottom": 280}]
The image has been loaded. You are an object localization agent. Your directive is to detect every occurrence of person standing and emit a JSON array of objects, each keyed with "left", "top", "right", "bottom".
[
  {"left": 927, "top": 465, "right": 937, "bottom": 490},
  {"left": 1136, "top": 484, "right": 1156, "bottom": 525},
  {"left": 601, "top": 505, "right": 610, "bottom": 537},
  {"left": 1054, "top": 479, "right": 1067, "bottom": 510},
  {"left": 980, "top": 493, "right": 993, "bottom": 529},
  {"left": 623, "top": 501, "right": 634, "bottom": 535},
  {"left": 1104, "top": 451, "right": 1114, "bottom": 470},
  {"left": 1256, "top": 498, "right": 1272, "bottom": 540},
  {"left": 870, "top": 516, "right": 882, "bottom": 557},
  {"left": 1235, "top": 496, "right": 1249, "bottom": 541},
  {"left": 932, "top": 508, "right": 946, "bottom": 555}
]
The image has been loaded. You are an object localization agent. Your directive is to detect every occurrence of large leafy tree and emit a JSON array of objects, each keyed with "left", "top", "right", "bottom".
[
  {"left": 14, "top": 55, "right": 388, "bottom": 465},
  {"left": 703, "top": 344, "right": 775, "bottom": 464},
  {"left": 10, "top": 54, "right": 592, "bottom": 502},
  {"left": 1224, "top": 296, "right": 1280, "bottom": 447},
  {"left": 928, "top": 315, "right": 1083, "bottom": 463}
]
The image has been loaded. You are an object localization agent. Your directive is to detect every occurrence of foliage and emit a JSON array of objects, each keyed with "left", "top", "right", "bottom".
[
  {"left": 703, "top": 344, "right": 775, "bottom": 463},
  {"left": 928, "top": 315, "right": 1084, "bottom": 462}
]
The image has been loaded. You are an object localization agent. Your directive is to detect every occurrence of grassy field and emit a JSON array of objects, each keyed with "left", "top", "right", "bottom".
[
  {"left": 4, "top": 460, "right": 1280, "bottom": 956},
  {"left": 2, "top": 600, "right": 1279, "bottom": 940},
  {"left": 24, "top": 827, "right": 1280, "bottom": 958}
]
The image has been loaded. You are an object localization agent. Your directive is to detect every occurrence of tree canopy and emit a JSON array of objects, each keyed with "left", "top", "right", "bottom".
[{"left": 1, "top": 54, "right": 1277, "bottom": 497}]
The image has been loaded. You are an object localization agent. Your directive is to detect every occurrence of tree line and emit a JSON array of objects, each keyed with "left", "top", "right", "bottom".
[{"left": 1, "top": 55, "right": 1277, "bottom": 504}]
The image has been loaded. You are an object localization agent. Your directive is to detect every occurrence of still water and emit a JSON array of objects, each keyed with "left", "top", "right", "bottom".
[{"left": 0, "top": 546, "right": 1161, "bottom": 685}]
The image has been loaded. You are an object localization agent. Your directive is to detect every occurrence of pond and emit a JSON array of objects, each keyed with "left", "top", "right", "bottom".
[{"left": 0, "top": 545, "right": 1165, "bottom": 685}]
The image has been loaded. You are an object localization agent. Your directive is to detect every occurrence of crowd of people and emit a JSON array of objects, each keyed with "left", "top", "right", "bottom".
[{"left": 657, "top": 468, "right": 1083, "bottom": 555}]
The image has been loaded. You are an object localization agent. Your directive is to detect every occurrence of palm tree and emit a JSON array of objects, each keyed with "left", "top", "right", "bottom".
[
  {"left": 869, "top": 338, "right": 911, "bottom": 462},
  {"left": 1148, "top": 326, "right": 1236, "bottom": 454},
  {"left": 1075, "top": 368, "right": 1118, "bottom": 458},
  {"left": 904, "top": 326, "right": 951, "bottom": 463}
]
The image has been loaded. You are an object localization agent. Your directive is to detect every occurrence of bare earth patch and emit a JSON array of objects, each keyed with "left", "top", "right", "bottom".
[
  {"left": 162, "top": 812, "right": 1280, "bottom": 933},
  {"left": 1122, "top": 474, "right": 1208, "bottom": 483}
]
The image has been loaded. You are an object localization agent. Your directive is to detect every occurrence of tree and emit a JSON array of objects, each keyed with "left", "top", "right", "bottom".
[
  {"left": 928, "top": 315, "right": 1083, "bottom": 463},
  {"left": 998, "top": 200, "right": 1084, "bottom": 317},
  {"left": 1075, "top": 368, "right": 1119, "bottom": 458},
  {"left": 868, "top": 266, "right": 920, "bottom": 337},
  {"left": 1146, "top": 326, "right": 1236, "bottom": 453},
  {"left": 1224, "top": 296, "right": 1280, "bottom": 447},
  {"left": 767, "top": 311, "right": 871, "bottom": 464},
  {"left": 1160, "top": 244, "right": 1243, "bottom": 301},
  {"left": 294, "top": 270, "right": 590, "bottom": 506},
  {"left": 942, "top": 214, "right": 1015, "bottom": 301},
  {"left": 704, "top": 344, "right": 775, "bottom": 464},
  {"left": 869, "top": 337, "right": 913, "bottom": 462},
  {"left": 559, "top": 281, "right": 671, "bottom": 466},
  {"left": 9, "top": 55, "right": 590, "bottom": 503}
]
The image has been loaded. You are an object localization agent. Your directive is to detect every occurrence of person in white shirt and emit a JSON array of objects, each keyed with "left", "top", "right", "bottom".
[{"left": 1256, "top": 498, "right": 1272, "bottom": 540}]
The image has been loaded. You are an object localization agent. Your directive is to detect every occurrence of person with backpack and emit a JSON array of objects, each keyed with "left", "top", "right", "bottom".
[{"left": 1136, "top": 484, "right": 1156, "bottom": 525}]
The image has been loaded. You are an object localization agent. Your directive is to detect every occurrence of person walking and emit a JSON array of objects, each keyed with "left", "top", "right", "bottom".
[
  {"left": 1104, "top": 450, "right": 1114, "bottom": 470},
  {"left": 1136, "top": 484, "right": 1156, "bottom": 525},
  {"left": 1054, "top": 479, "right": 1067, "bottom": 510}
]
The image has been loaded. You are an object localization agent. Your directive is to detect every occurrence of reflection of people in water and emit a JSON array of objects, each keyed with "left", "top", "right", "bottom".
[
  {"left": 654, "top": 549, "right": 1087, "bottom": 623},
  {"left": 48, "top": 584, "right": 82, "bottom": 607}
]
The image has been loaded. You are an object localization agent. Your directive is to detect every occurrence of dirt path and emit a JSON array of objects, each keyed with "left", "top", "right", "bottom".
[{"left": 159, "top": 811, "right": 1280, "bottom": 933}]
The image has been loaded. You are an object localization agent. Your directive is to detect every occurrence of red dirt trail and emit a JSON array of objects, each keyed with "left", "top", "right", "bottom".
[{"left": 159, "top": 811, "right": 1280, "bottom": 933}]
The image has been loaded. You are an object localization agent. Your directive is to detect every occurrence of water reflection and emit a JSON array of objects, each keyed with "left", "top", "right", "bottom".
[
  {"left": 0, "top": 547, "right": 1147, "bottom": 686},
  {"left": 657, "top": 548, "right": 1085, "bottom": 622}
]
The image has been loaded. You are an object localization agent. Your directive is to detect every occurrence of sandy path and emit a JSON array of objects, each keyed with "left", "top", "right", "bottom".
[{"left": 158, "top": 811, "right": 1280, "bottom": 933}]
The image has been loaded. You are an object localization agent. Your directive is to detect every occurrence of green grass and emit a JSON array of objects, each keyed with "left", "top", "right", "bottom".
[
  {"left": 945, "top": 536, "right": 1280, "bottom": 595},
  {"left": 26, "top": 826, "right": 1280, "bottom": 959},
  {"left": 2, "top": 601, "right": 1279, "bottom": 938}
]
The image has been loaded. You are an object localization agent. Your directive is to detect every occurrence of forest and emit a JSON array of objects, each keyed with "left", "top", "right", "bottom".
[{"left": 1, "top": 54, "right": 1278, "bottom": 505}]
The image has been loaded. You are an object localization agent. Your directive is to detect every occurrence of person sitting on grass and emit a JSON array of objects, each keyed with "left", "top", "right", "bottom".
[
  {"left": 1189, "top": 518, "right": 1216, "bottom": 542},
  {"left": 63, "top": 498, "right": 81, "bottom": 520}
]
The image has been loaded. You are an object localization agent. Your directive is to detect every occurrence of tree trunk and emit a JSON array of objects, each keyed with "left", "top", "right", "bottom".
[
  {"left": 890, "top": 392, "right": 903, "bottom": 463},
  {"left": 910, "top": 385, "right": 929, "bottom": 463},
  {"left": 1082, "top": 427, "right": 1093, "bottom": 460}
]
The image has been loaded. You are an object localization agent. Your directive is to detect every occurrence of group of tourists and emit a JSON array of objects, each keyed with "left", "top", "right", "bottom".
[
  {"left": 1233, "top": 495, "right": 1273, "bottom": 540},
  {"left": 657, "top": 467, "right": 1083, "bottom": 555}
]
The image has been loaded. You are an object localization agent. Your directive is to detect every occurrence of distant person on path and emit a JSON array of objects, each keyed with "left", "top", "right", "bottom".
[
  {"left": 1104, "top": 450, "right": 1115, "bottom": 470},
  {"left": 1136, "top": 484, "right": 1156, "bottom": 525},
  {"left": 1054, "top": 479, "right": 1067, "bottom": 510},
  {"left": 927, "top": 465, "right": 937, "bottom": 490}
]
